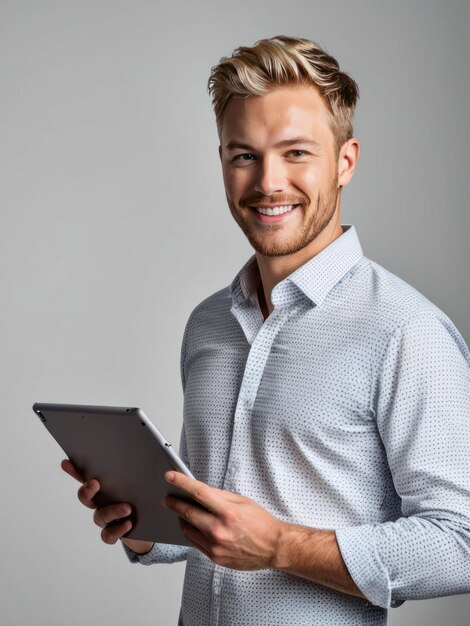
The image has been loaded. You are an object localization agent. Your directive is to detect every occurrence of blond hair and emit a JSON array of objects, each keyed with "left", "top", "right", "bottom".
[{"left": 207, "top": 35, "right": 359, "bottom": 155}]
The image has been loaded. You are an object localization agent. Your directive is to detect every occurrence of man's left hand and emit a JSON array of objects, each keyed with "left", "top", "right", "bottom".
[{"left": 162, "top": 471, "right": 284, "bottom": 570}]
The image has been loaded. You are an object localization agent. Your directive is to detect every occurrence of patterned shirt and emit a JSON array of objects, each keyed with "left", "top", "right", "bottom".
[{"left": 124, "top": 224, "right": 470, "bottom": 626}]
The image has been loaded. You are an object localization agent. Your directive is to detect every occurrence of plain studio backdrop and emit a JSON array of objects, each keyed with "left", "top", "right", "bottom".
[{"left": 1, "top": 1, "right": 469, "bottom": 624}]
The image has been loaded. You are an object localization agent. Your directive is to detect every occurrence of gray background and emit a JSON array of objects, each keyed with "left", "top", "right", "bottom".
[{"left": 1, "top": 0, "right": 469, "bottom": 624}]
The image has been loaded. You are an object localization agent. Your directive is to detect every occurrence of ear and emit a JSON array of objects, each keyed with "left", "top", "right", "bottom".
[{"left": 337, "top": 138, "right": 360, "bottom": 188}]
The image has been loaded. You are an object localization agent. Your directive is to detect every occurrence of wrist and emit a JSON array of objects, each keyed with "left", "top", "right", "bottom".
[
  {"left": 121, "top": 538, "right": 154, "bottom": 555},
  {"left": 273, "top": 522, "right": 325, "bottom": 571},
  {"left": 271, "top": 524, "right": 366, "bottom": 599},
  {"left": 272, "top": 521, "right": 297, "bottom": 570}
]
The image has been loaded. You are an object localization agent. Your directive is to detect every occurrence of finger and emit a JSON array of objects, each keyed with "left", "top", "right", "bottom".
[
  {"left": 61, "top": 459, "right": 84, "bottom": 483},
  {"left": 77, "top": 479, "right": 101, "bottom": 509},
  {"left": 163, "top": 495, "right": 214, "bottom": 533},
  {"left": 178, "top": 518, "right": 212, "bottom": 555},
  {"left": 164, "top": 472, "right": 233, "bottom": 514},
  {"left": 101, "top": 518, "right": 133, "bottom": 545},
  {"left": 93, "top": 503, "right": 132, "bottom": 529}
]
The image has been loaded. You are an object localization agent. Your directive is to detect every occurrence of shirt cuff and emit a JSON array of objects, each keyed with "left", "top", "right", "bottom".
[
  {"left": 121, "top": 540, "right": 191, "bottom": 565},
  {"left": 335, "top": 525, "right": 404, "bottom": 609}
]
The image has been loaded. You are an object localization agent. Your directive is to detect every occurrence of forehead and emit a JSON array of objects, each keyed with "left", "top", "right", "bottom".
[{"left": 220, "top": 84, "right": 333, "bottom": 146}]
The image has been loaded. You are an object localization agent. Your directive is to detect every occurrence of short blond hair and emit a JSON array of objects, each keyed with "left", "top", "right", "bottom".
[{"left": 207, "top": 35, "right": 359, "bottom": 155}]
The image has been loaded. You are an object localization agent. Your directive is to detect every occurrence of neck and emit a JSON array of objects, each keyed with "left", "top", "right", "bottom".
[{"left": 256, "top": 217, "right": 344, "bottom": 320}]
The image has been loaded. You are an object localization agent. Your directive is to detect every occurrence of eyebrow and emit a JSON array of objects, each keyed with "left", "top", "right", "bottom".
[{"left": 225, "top": 137, "right": 321, "bottom": 151}]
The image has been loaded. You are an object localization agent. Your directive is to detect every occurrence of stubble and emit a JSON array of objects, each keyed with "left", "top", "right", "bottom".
[{"left": 229, "top": 176, "right": 340, "bottom": 257}]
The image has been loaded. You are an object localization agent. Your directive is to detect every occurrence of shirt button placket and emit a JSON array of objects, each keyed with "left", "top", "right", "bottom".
[
  {"left": 224, "top": 308, "right": 288, "bottom": 494},
  {"left": 210, "top": 565, "right": 224, "bottom": 625}
]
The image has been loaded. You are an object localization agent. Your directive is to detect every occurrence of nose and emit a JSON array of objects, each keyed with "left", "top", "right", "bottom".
[{"left": 253, "top": 154, "right": 287, "bottom": 196}]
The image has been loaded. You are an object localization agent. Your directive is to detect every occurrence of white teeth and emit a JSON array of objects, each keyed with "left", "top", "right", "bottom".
[{"left": 253, "top": 204, "right": 297, "bottom": 216}]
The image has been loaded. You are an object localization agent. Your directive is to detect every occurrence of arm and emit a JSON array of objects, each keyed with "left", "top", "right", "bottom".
[
  {"left": 163, "top": 310, "right": 470, "bottom": 607},
  {"left": 163, "top": 471, "right": 366, "bottom": 600},
  {"left": 274, "top": 525, "right": 366, "bottom": 599},
  {"left": 335, "top": 310, "right": 470, "bottom": 608}
]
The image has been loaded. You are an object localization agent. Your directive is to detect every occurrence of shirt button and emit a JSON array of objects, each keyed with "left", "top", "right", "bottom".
[{"left": 229, "top": 465, "right": 236, "bottom": 475}]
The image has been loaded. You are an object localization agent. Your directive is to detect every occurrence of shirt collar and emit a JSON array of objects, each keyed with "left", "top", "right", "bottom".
[{"left": 230, "top": 224, "right": 363, "bottom": 309}]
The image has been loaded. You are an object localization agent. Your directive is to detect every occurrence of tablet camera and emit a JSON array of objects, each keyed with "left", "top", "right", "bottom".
[{"left": 36, "top": 410, "right": 46, "bottom": 422}]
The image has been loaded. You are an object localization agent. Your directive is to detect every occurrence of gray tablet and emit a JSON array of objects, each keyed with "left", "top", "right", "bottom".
[{"left": 32, "top": 402, "right": 196, "bottom": 546}]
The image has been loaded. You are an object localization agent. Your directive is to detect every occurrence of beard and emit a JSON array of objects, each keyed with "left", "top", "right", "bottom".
[{"left": 228, "top": 175, "right": 340, "bottom": 258}]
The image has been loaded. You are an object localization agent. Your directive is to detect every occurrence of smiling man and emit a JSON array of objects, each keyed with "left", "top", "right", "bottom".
[{"left": 63, "top": 35, "right": 470, "bottom": 626}]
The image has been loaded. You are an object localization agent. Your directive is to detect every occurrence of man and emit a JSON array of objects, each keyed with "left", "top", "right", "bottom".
[{"left": 62, "top": 35, "right": 470, "bottom": 625}]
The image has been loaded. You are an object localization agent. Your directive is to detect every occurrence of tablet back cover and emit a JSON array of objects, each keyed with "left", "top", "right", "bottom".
[{"left": 33, "top": 402, "right": 193, "bottom": 546}]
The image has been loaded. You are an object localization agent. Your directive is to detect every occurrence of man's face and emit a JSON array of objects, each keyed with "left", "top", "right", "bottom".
[{"left": 219, "top": 84, "right": 342, "bottom": 257}]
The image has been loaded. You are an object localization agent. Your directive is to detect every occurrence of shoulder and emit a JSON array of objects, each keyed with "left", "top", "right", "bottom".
[
  {"left": 180, "top": 285, "right": 233, "bottom": 346},
  {"left": 351, "top": 256, "right": 469, "bottom": 366},
  {"left": 185, "top": 286, "right": 232, "bottom": 325},
  {"left": 351, "top": 255, "right": 452, "bottom": 329}
]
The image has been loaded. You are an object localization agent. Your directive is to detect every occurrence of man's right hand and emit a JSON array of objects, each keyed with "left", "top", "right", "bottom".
[{"left": 61, "top": 459, "right": 154, "bottom": 555}]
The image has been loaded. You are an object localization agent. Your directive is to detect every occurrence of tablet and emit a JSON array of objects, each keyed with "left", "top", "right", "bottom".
[{"left": 32, "top": 402, "right": 196, "bottom": 546}]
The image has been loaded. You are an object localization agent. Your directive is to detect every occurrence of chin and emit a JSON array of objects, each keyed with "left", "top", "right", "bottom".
[{"left": 249, "top": 239, "right": 303, "bottom": 257}]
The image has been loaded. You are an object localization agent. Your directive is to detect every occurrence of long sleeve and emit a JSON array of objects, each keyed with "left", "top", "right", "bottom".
[
  {"left": 123, "top": 317, "right": 194, "bottom": 566},
  {"left": 335, "top": 310, "right": 470, "bottom": 608}
]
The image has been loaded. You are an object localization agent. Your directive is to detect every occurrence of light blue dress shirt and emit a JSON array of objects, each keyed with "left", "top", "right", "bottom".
[{"left": 124, "top": 224, "right": 470, "bottom": 625}]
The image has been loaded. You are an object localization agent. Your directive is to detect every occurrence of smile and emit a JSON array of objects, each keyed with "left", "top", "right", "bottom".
[
  {"left": 250, "top": 204, "right": 300, "bottom": 216},
  {"left": 249, "top": 204, "right": 301, "bottom": 223}
]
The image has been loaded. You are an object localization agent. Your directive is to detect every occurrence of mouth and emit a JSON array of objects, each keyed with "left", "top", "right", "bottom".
[{"left": 249, "top": 203, "right": 301, "bottom": 223}]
